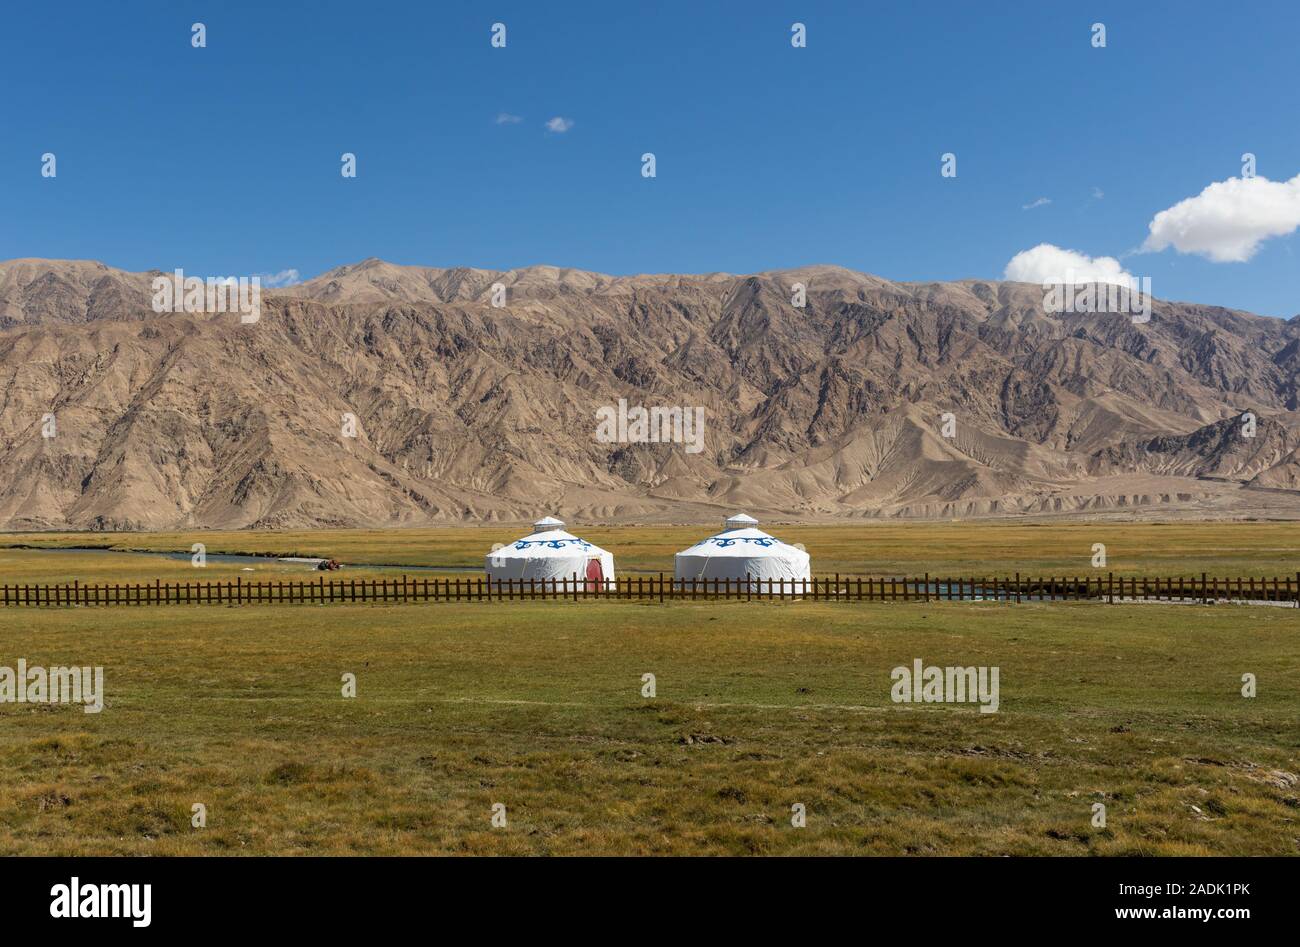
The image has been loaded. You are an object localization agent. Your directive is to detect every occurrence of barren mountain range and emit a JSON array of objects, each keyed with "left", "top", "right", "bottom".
[{"left": 1, "top": 256, "right": 1298, "bottom": 530}]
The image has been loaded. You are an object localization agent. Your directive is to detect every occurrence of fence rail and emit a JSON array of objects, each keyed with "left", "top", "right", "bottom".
[{"left": 1, "top": 573, "right": 1297, "bottom": 608}]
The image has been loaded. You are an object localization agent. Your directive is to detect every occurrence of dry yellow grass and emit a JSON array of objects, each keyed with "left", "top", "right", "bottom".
[{"left": 2, "top": 520, "right": 1298, "bottom": 580}]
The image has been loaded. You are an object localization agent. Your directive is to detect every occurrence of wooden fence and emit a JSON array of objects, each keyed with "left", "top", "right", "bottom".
[{"left": 1, "top": 573, "right": 1297, "bottom": 607}]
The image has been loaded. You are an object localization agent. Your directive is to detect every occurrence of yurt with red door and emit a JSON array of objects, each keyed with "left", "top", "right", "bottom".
[{"left": 484, "top": 516, "right": 616, "bottom": 590}]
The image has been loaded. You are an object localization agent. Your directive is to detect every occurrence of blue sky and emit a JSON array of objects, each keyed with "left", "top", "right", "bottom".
[{"left": 2, "top": 0, "right": 1297, "bottom": 316}]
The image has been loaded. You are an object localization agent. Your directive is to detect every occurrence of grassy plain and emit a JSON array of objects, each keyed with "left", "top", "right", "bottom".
[
  {"left": 2, "top": 521, "right": 1298, "bottom": 582},
  {"left": 0, "top": 598, "right": 1296, "bottom": 856}
]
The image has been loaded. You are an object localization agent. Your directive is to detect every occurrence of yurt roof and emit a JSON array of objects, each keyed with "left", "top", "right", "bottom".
[
  {"left": 489, "top": 517, "right": 610, "bottom": 559},
  {"left": 675, "top": 523, "right": 808, "bottom": 561}
]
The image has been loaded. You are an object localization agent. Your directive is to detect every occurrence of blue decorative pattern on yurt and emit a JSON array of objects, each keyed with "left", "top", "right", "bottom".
[
  {"left": 513, "top": 538, "right": 594, "bottom": 551},
  {"left": 704, "top": 536, "right": 777, "bottom": 548}
]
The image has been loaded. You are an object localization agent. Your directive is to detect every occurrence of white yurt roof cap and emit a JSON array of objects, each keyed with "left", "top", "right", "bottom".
[
  {"left": 532, "top": 515, "right": 566, "bottom": 531},
  {"left": 724, "top": 513, "right": 759, "bottom": 529}
]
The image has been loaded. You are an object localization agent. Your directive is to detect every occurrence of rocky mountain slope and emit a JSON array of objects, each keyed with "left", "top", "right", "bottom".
[{"left": 1, "top": 257, "right": 1297, "bottom": 529}]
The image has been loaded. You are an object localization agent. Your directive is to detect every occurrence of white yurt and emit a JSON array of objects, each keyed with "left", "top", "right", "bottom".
[
  {"left": 674, "top": 513, "right": 811, "bottom": 591},
  {"left": 485, "top": 516, "right": 616, "bottom": 590}
]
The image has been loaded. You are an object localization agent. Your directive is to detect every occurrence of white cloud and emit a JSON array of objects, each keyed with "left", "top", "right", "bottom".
[
  {"left": 1091, "top": 186, "right": 1105, "bottom": 201},
  {"left": 1004, "top": 243, "right": 1136, "bottom": 288},
  {"left": 258, "top": 268, "right": 301, "bottom": 288},
  {"left": 1142, "top": 172, "right": 1300, "bottom": 262},
  {"left": 1021, "top": 197, "right": 1051, "bottom": 210},
  {"left": 495, "top": 113, "right": 523, "bottom": 124},
  {"left": 545, "top": 116, "right": 575, "bottom": 133}
]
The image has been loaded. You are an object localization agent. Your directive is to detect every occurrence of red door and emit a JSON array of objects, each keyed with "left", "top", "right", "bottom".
[{"left": 585, "top": 558, "right": 604, "bottom": 586}]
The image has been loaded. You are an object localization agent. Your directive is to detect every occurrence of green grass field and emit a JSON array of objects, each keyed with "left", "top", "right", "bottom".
[
  {"left": 3, "top": 521, "right": 1299, "bottom": 581},
  {"left": 1, "top": 597, "right": 1296, "bottom": 856}
]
